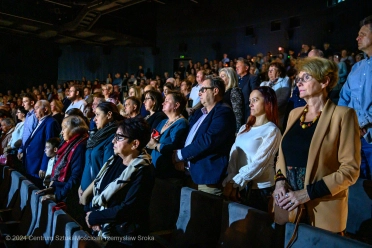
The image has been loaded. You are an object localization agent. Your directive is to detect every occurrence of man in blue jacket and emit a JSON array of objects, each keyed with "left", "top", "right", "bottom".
[
  {"left": 23, "top": 100, "right": 61, "bottom": 188},
  {"left": 173, "top": 76, "right": 236, "bottom": 195}
]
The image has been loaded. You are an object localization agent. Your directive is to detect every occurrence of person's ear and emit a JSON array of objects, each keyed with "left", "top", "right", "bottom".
[
  {"left": 320, "top": 76, "right": 330, "bottom": 89},
  {"left": 107, "top": 111, "right": 113, "bottom": 120},
  {"left": 53, "top": 147, "right": 58, "bottom": 153},
  {"left": 131, "top": 139, "right": 139, "bottom": 150}
]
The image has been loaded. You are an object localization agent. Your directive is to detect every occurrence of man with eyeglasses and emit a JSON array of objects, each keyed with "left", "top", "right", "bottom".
[
  {"left": 173, "top": 76, "right": 236, "bottom": 195},
  {"left": 23, "top": 100, "right": 60, "bottom": 188},
  {"left": 339, "top": 15, "right": 372, "bottom": 180}
]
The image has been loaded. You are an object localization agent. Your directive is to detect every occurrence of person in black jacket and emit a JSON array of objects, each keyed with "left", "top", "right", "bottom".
[{"left": 82, "top": 118, "right": 154, "bottom": 247}]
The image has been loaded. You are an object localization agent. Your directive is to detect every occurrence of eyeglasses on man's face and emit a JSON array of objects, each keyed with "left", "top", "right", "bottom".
[{"left": 199, "top": 87, "right": 214, "bottom": 93}]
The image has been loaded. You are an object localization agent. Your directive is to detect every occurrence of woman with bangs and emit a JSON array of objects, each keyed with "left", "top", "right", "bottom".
[
  {"left": 223, "top": 86, "right": 282, "bottom": 212},
  {"left": 274, "top": 57, "right": 360, "bottom": 233}
]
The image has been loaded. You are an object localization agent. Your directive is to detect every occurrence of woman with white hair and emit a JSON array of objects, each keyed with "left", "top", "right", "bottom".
[{"left": 219, "top": 67, "right": 244, "bottom": 133}]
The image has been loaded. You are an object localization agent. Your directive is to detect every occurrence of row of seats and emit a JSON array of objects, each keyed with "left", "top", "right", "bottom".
[
  {"left": 1, "top": 163, "right": 372, "bottom": 248},
  {"left": 0, "top": 165, "right": 101, "bottom": 248},
  {"left": 149, "top": 179, "right": 372, "bottom": 248}
]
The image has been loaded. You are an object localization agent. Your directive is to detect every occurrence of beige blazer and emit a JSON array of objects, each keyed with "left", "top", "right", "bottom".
[{"left": 277, "top": 100, "right": 361, "bottom": 232}]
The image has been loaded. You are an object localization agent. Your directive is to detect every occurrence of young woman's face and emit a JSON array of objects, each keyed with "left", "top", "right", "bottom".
[
  {"left": 94, "top": 107, "right": 111, "bottom": 129},
  {"left": 249, "top": 90, "right": 266, "bottom": 117}
]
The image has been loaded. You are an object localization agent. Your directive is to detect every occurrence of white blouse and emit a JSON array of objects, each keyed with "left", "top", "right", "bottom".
[{"left": 223, "top": 122, "right": 282, "bottom": 190}]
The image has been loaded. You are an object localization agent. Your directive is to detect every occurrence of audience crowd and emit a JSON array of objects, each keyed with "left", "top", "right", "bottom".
[{"left": 0, "top": 15, "right": 371, "bottom": 247}]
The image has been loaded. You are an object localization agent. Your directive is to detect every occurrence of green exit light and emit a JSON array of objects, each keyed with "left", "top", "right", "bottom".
[{"left": 180, "top": 55, "right": 185, "bottom": 58}]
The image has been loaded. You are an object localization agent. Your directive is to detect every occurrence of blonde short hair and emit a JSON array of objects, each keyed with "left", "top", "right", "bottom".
[{"left": 296, "top": 57, "right": 339, "bottom": 93}]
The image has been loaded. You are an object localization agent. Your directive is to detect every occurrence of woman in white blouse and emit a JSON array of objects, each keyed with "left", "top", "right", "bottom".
[{"left": 223, "top": 86, "right": 282, "bottom": 212}]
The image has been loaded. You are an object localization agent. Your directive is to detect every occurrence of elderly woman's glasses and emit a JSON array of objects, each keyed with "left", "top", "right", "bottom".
[
  {"left": 114, "top": 133, "right": 130, "bottom": 142},
  {"left": 295, "top": 73, "right": 313, "bottom": 84}
]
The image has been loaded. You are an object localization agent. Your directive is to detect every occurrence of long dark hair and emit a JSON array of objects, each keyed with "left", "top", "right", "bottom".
[
  {"left": 240, "top": 86, "right": 278, "bottom": 133},
  {"left": 96, "top": 102, "right": 125, "bottom": 121}
]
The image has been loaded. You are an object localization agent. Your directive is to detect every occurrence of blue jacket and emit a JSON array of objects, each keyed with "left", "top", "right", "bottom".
[
  {"left": 52, "top": 140, "right": 87, "bottom": 201},
  {"left": 181, "top": 101, "right": 236, "bottom": 184},
  {"left": 151, "top": 118, "right": 189, "bottom": 178},
  {"left": 24, "top": 115, "right": 61, "bottom": 178},
  {"left": 80, "top": 133, "right": 115, "bottom": 190}
]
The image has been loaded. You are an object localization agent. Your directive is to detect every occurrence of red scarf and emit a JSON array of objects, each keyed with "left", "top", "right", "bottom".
[{"left": 51, "top": 133, "right": 88, "bottom": 182}]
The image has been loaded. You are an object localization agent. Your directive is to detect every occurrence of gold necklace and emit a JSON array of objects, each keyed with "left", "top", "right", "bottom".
[{"left": 299, "top": 107, "right": 321, "bottom": 129}]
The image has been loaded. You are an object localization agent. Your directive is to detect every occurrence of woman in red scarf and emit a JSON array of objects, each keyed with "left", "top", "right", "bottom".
[{"left": 36, "top": 115, "right": 88, "bottom": 202}]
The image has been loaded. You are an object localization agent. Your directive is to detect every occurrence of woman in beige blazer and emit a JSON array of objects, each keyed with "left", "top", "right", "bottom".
[{"left": 274, "top": 57, "right": 361, "bottom": 233}]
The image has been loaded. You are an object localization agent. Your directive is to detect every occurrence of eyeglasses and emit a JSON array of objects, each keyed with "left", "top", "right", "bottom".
[
  {"left": 295, "top": 73, "right": 313, "bottom": 84},
  {"left": 199, "top": 87, "right": 214, "bottom": 93},
  {"left": 113, "top": 133, "right": 130, "bottom": 142},
  {"left": 144, "top": 97, "right": 152, "bottom": 101}
]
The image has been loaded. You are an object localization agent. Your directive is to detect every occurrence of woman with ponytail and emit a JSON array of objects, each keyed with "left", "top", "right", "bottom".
[
  {"left": 222, "top": 86, "right": 282, "bottom": 212},
  {"left": 79, "top": 102, "right": 125, "bottom": 207}
]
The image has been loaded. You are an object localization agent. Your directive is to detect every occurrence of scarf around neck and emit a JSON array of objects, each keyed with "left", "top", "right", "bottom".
[
  {"left": 51, "top": 133, "right": 88, "bottom": 182},
  {"left": 92, "top": 150, "right": 152, "bottom": 238},
  {"left": 87, "top": 121, "right": 117, "bottom": 149}
]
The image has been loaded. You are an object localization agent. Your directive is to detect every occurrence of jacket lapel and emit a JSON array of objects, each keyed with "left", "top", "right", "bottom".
[{"left": 304, "top": 100, "right": 336, "bottom": 185}]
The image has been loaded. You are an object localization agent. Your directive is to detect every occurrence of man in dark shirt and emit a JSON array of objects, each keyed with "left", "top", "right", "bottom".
[{"left": 236, "top": 58, "right": 260, "bottom": 121}]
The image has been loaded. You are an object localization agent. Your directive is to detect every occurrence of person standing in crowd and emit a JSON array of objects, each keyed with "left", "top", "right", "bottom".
[
  {"left": 36, "top": 116, "right": 88, "bottom": 202},
  {"left": 123, "top": 97, "right": 141, "bottom": 119},
  {"left": 79, "top": 102, "right": 123, "bottom": 208},
  {"left": 143, "top": 90, "right": 167, "bottom": 130},
  {"left": 219, "top": 67, "right": 244, "bottom": 133},
  {"left": 66, "top": 84, "right": 87, "bottom": 112},
  {"left": 8, "top": 106, "right": 27, "bottom": 151},
  {"left": 82, "top": 118, "right": 154, "bottom": 247},
  {"left": 50, "top": 99, "right": 64, "bottom": 126},
  {"left": 173, "top": 76, "right": 236, "bottom": 195},
  {"left": 17, "top": 93, "right": 37, "bottom": 161},
  {"left": 147, "top": 91, "right": 189, "bottom": 184},
  {"left": 186, "top": 70, "right": 205, "bottom": 117},
  {"left": 223, "top": 87, "right": 281, "bottom": 212},
  {"left": 83, "top": 87, "right": 93, "bottom": 104},
  {"left": 260, "top": 61, "right": 291, "bottom": 130},
  {"left": 112, "top": 72, "right": 122, "bottom": 87},
  {"left": 0, "top": 118, "right": 15, "bottom": 155},
  {"left": 275, "top": 57, "right": 360, "bottom": 233},
  {"left": 23, "top": 100, "right": 61, "bottom": 188},
  {"left": 339, "top": 15, "right": 372, "bottom": 180},
  {"left": 236, "top": 58, "right": 260, "bottom": 121}
]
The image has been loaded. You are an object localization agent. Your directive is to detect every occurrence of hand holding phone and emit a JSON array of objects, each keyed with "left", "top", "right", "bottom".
[{"left": 151, "top": 129, "right": 160, "bottom": 140}]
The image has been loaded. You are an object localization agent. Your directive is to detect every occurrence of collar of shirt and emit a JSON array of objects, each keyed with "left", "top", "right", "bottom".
[
  {"left": 201, "top": 107, "right": 208, "bottom": 115},
  {"left": 37, "top": 114, "right": 49, "bottom": 124}
]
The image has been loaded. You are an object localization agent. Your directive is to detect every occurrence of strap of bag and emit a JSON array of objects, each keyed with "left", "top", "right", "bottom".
[{"left": 286, "top": 204, "right": 305, "bottom": 248}]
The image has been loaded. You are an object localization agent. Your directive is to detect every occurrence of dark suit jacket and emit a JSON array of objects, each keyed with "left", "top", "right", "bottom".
[
  {"left": 238, "top": 73, "right": 260, "bottom": 121},
  {"left": 24, "top": 115, "right": 61, "bottom": 178},
  {"left": 180, "top": 101, "right": 236, "bottom": 184}
]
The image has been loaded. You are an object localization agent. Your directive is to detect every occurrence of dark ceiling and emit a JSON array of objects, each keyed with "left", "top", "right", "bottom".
[{"left": 0, "top": 0, "right": 200, "bottom": 46}]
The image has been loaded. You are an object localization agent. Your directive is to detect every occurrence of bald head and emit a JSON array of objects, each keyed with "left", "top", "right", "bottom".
[{"left": 308, "top": 49, "right": 324, "bottom": 58}]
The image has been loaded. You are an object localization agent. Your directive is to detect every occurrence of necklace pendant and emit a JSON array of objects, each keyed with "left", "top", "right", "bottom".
[{"left": 301, "top": 124, "right": 307, "bottom": 129}]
